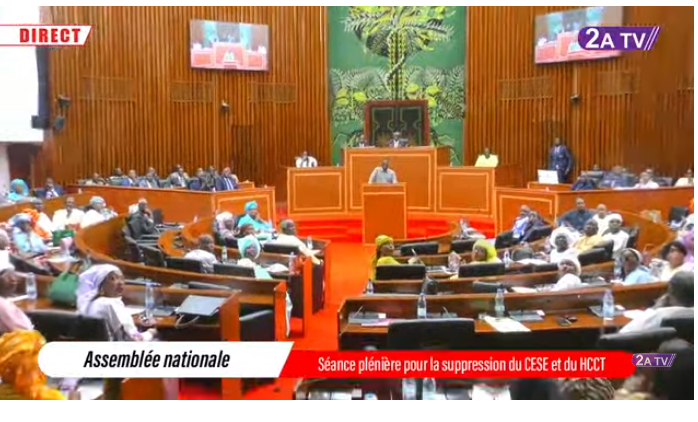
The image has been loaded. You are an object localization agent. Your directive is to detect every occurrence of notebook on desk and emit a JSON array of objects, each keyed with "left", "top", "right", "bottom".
[{"left": 483, "top": 316, "right": 531, "bottom": 332}]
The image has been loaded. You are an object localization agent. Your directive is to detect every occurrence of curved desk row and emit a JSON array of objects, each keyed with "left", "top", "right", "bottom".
[
  {"left": 337, "top": 283, "right": 666, "bottom": 350},
  {"left": 0, "top": 193, "right": 93, "bottom": 222}
]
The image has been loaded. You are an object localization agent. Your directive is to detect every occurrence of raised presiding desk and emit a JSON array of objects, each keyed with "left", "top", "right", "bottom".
[
  {"left": 286, "top": 147, "right": 519, "bottom": 220},
  {"left": 69, "top": 185, "right": 276, "bottom": 224}
]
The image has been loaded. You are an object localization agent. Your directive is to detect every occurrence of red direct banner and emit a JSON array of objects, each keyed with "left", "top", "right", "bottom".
[{"left": 279, "top": 351, "right": 636, "bottom": 379}]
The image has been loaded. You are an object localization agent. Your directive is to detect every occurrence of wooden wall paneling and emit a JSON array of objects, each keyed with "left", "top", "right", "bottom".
[
  {"left": 465, "top": 6, "right": 694, "bottom": 183},
  {"left": 37, "top": 6, "right": 329, "bottom": 202}
]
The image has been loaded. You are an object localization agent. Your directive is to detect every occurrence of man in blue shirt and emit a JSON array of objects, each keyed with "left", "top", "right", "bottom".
[
  {"left": 598, "top": 166, "right": 627, "bottom": 188},
  {"left": 558, "top": 197, "right": 594, "bottom": 232}
]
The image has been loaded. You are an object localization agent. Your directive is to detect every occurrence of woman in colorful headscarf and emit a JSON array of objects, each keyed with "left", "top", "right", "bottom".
[
  {"left": 549, "top": 227, "right": 579, "bottom": 264},
  {"left": 370, "top": 235, "right": 401, "bottom": 280},
  {"left": 80, "top": 196, "right": 109, "bottom": 228},
  {"left": 236, "top": 201, "right": 272, "bottom": 239},
  {"left": 0, "top": 330, "right": 66, "bottom": 399},
  {"left": 7, "top": 179, "right": 30, "bottom": 203},
  {"left": 22, "top": 208, "right": 52, "bottom": 240},
  {"left": 237, "top": 235, "right": 293, "bottom": 336},
  {"left": 10, "top": 213, "right": 47, "bottom": 257},
  {"left": 552, "top": 258, "right": 583, "bottom": 291},
  {"left": 470, "top": 239, "right": 502, "bottom": 264}
]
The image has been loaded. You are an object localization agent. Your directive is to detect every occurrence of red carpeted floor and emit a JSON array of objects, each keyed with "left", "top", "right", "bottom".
[{"left": 179, "top": 242, "right": 374, "bottom": 400}]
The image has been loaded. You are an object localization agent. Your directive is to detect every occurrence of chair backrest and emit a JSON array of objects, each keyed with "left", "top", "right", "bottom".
[
  {"left": 532, "top": 262, "right": 559, "bottom": 273},
  {"left": 213, "top": 263, "right": 256, "bottom": 278},
  {"left": 387, "top": 319, "right": 476, "bottom": 350},
  {"left": 262, "top": 243, "right": 300, "bottom": 255},
  {"left": 626, "top": 227, "right": 640, "bottom": 249},
  {"left": 375, "top": 264, "right": 426, "bottom": 281},
  {"left": 527, "top": 225, "right": 553, "bottom": 243},
  {"left": 399, "top": 242, "right": 439, "bottom": 257},
  {"left": 578, "top": 247, "right": 609, "bottom": 266},
  {"left": 668, "top": 206, "right": 689, "bottom": 224},
  {"left": 151, "top": 208, "right": 164, "bottom": 225},
  {"left": 596, "top": 327, "right": 677, "bottom": 352},
  {"left": 166, "top": 257, "right": 203, "bottom": 273},
  {"left": 458, "top": 262, "right": 506, "bottom": 278},
  {"left": 471, "top": 281, "right": 506, "bottom": 294},
  {"left": 660, "top": 312, "right": 694, "bottom": 343},
  {"left": 124, "top": 236, "right": 142, "bottom": 263},
  {"left": 26, "top": 310, "right": 111, "bottom": 342},
  {"left": 595, "top": 240, "right": 614, "bottom": 261},
  {"left": 451, "top": 238, "right": 476, "bottom": 254},
  {"left": 141, "top": 245, "right": 165, "bottom": 267},
  {"left": 494, "top": 230, "right": 514, "bottom": 250}
]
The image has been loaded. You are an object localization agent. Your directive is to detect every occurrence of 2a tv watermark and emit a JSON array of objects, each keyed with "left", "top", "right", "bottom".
[
  {"left": 633, "top": 353, "right": 676, "bottom": 368},
  {"left": 579, "top": 26, "right": 661, "bottom": 51},
  {"left": 0, "top": 24, "right": 92, "bottom": 46}
]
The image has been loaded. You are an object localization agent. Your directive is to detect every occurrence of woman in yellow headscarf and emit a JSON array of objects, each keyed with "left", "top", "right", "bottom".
[
  {"left": 471, "top": 239, "right": 501, "bottom": 264},
  {"left": 0, "top": 330, "right": 65, "bottom": 400},
  {"left": 370, "top": 235, "right": 401, "bottom": 280}
]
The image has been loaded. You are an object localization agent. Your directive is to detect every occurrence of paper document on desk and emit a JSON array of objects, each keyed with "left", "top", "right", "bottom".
[
  {"left": 483, "top": 316, "right": 530, "bottom": 332},
  {"left": 510, "top": 286, "right": 537, "bottom": 294},
  {"left": 516, "top": 258, "right": 549, "bottom": 266},
  {"left": 472, "top": 385, "right": 510, "bottom": 400},
  {"left": 266, "top": 263, "right": 289, "bottom": 273}
]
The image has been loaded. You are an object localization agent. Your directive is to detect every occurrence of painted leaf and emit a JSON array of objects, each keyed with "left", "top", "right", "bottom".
[
  {"left": 336, "top": 88, "right": 349, "bottom": 99},
  {"left": 425, "top": 85, "right": 441, "bottom": 96},
  {"left": 406, "top": 83, "right": 421, "bottom": 94},
  {"left": 353, "top": 91, "right": 368, "bottom": 102}
]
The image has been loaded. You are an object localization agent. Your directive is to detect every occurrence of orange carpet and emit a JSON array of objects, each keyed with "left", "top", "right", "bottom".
[{"left": 179, "top": 242, "right": 373, "bottom": 400}]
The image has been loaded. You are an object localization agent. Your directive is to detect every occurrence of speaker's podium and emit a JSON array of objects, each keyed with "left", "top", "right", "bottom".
[{"left": 362, "top": 183, "right": 407, "bottom": 243}]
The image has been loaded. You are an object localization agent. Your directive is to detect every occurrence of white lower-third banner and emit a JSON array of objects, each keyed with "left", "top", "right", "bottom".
[{"left": 38, "top": 342, "right": 294, "bottom": 378}]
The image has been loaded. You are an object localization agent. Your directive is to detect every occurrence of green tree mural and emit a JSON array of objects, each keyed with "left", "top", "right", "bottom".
[{"left": 328, "top": 6, "right": 466, "bottom": 164}]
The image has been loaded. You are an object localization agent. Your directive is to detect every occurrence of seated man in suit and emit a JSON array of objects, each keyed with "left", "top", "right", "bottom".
[
  {"left": 188, "top": 168, "right": 212, "bottom": 191},
  {"left": 140, "top": 167, "right": 160, "bottom": 188},
  {"left": 355, "top": 134, "right": 369, "bottom": 148},
  {"left": 40, "top": 178, "right": 63, "bottom": 199},
  {"left": 571, "top": 172, "right": 598, "bottom": 191},
  {"left": 368, "top": 159, "right": 398, "bottom": 184},
  {"left": 52, "top": 196, "right": 84, "bottom": 230},
  {"left": 183, "top": 234, "right": 218, "bottom": 273},
  {"left": 388, "top": 131, "right": 408, "bottom": 148},
  {"left": 295, "top": 151, "right": 318, "bottom": 168},
  {"left": 168, "top": 165, "right": 189, "bottom": 188},
  {"left": 84, "top": 173, "right": 106, "bottom": 186},
  {"left": 267, "top": 219, "right": 321, "bottom": 264},
  {"left": 599, "top": 165, "right": 627, "bottom": 188},
  {"left": 127, "top": 199, "right": 157, "bottom": 240},
  {"left": 121, "top": 169, "right": 141, "bottom": 187},
  {"left": 215, "top": 167, "right": 239, "bottom": 191},
  {"left": 475, "top": 147, "right": 499, "bottom": 167}
]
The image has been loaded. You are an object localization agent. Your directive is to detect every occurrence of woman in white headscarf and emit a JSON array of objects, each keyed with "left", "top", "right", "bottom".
[
  {"left": 76, "top": 264, "right": 178, "bottom": 398},
  {"left": 549, "top": 227, "right": 579, "bottom": 264},
  {"left": 602, "top": 214, "right": 629, "bottom": 259},
  {"left": 237, "top": 235, "right": 292, "bottom": 337},
  {"left": 552, "top": 258, "right": 583, "bottom": 291},
  {"left": 80, "top": 197, "right": 110, "bottom": 229}
]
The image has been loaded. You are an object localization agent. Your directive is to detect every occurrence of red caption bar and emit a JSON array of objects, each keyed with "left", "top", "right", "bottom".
[{"left": 279, "top": 351, "right": 635, "bottom": 379}]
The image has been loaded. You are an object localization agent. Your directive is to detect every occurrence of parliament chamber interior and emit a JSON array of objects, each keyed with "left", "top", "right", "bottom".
[{"left": 0, "top": 5, "right": 694, "bottom": 401}]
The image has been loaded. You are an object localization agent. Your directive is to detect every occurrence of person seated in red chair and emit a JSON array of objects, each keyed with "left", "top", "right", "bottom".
[
  {"left": 140, "top": 167, "right": 160, "bottom": 188},
  {"left": 388, "top": 131, "right": 408, "bottom": 148},
  {"left": 634, "top": 171, "right": 659, "bottom": 189},
  {"left": 215, "top": 167, "right": 239, "bottom": 191},
  {"left": 570, "top": 172, "right": 598, "bottom": 191},
  {"left": 121, "top": 169, "right": 141, "bottom": 187}
]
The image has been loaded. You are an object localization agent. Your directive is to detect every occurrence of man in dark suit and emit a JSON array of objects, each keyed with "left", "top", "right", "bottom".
[
  {"left": 140, "top": 167, "right": 160, "bottom": 188},
  {"left": 122, "top": 169, "right": 141, "bottom": 187},
  {"left": 215, "top": 167, "right": 239, "bottom": 191},
  {"left": 548, "top": 137, "right": 573, "bottom": 183},
  {"left": 128, "top": 198, "right": 157, "bottom": 240},
  {"left": 41, "top": 178, "right": 63, "bottom": 199}
]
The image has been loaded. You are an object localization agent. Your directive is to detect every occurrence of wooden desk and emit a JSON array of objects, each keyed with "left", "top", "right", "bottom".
[
  {"left": 336, "top": 283, "right": 665, "bottom": 350},
  {"left": 68, "top": 185, "right": 276, "bottom": 224},
  {"left": 286, "top": 167, "right": 346, "bottom": 215},
  {"left": 362, "top": 183, "right": 407, "bottom": 243}
]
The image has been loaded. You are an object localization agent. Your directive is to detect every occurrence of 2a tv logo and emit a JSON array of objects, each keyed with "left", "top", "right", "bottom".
[
  {"left": 633, "top": 353, "right": 676, "bottom": 368},
  {"left": 578, "top": 26, "right": 661, "bottom": 51}
]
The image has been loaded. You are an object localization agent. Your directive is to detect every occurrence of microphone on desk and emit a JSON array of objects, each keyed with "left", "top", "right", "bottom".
[
  {"left": 410, "top": 248, "right": 425, "bottom": 265},
  {"left": 338, "top": 306, "right": 364, "bottom": 339}
]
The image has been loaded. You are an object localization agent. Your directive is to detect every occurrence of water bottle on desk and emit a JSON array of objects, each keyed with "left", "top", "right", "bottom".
[
  {"left": 144, "top": 280, "right": 155, "bottom": 320},
  {"left": 503, "top": 249, "right": 512, "bottom": 267},
  {"left": 417, "top": 292, "right": 427, "bottom": 319},
  {"left": 602, "top": 289, "right": 615, "bottom": 321},
  {"left": 288, "top": 252, "right": 296, "bottom": 274},
  {"left": 402, "top": 379, "right": 417, "bottom": 400},
  {"left": 422, "top": 378, "right": 437, "bottom": 400},
  {"left": 25, "top": 273, "right": 37, "bottom": 300},
  {"left": 494, "top": 285, "right": 505, "bottom": 318},
  {"left": 364, "top": 392, "right": 378, "bottom": 400},
  {"left": 365, "top": 279, "right": 374, "bottom": 295},
  {"left": 306, "top": 236, "right": 313, "bottom": 250},
  {"left": 221, "top": 246, "right": 228, "bottom": 263},
  {"left": 613, "top": 258, "right": 623, "bottom": 281}
]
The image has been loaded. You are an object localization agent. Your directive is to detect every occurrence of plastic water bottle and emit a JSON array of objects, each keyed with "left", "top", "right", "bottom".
[
  {"left": 144, "top": 280, "right": 155, "bottom": 320},
  {"left": 402, "top": 379, "right": 417, "bottom": 400},
  {"left": 503, "top": 249, "right": 512, "bottom": 267},
  {"left": 25, "top": 273, "right": 37, "bottom": 300},
  {"left": 423, "top": 378, "right": 437, "bottom": 400},
  {"left": 365, "top": 279, "right": 374, "bottom": 295},
  {"left": 602, "top": 289, "right": 615, "bottom": 321},
  {"left": 417, "top": 292, "right": 427, "bottom": 319},
  {"left": 288, "top": 252, "right": 296, "bottom": 273},
  {"left": 221, "top": 246, "right": 228, "bottom": 263},
  {"left": 459, "top": 218, "right": 468, "bottom": 236},
  {"left": 613, "top": 258, "right": 623, "bottom": 281},
  {"left": 494, "top": 286, "right": 505, "bottom": 318},
  {"left": 364, "top": 392, "right": 378, "bottom": 400},
  {"left": 306, "top": 236, "right": 313, "bottom": 249}
]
